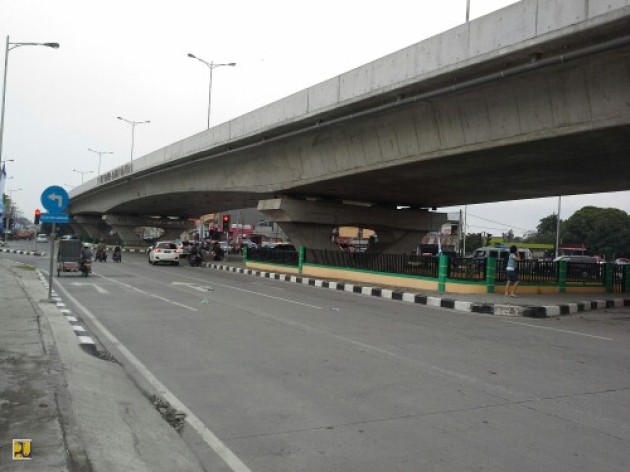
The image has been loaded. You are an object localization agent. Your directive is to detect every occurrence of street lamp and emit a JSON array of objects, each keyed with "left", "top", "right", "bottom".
[
  {"left": 73, "top": 168, "right": 93, "bottom": 184},
  {"left": 0, "top": 36, "right": 59, "bottom": 165},
  {"left": 187, "top": 53, "right": 236, "bottom": 129},
  {"left": 88, "top": 147, "right": 113, "bottom": 178},
  {"left": 117, "top": 116, "right": 150, "bottom": 163},
  {"left": 3, "top": 187, "right": 21, "bottom": 243}
]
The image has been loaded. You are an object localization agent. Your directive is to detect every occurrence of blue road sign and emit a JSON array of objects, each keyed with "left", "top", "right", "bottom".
[
  {"left": 40, "top": 213, "right": 70, "bottom": 224},
  {"left": 41, "top": 186, "right": 70, "bottom": 214}
]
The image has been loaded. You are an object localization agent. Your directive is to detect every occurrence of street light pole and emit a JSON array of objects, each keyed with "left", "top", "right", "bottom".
[
  {"left": 0, "top": 35, "right": 59, "bottom": 164},
  {"left": 73, "top": 168, "right": 93, "bottom": 184},
  {"left": 117, "top": 116, "right": 150, "bottom": 163},
  {"left": 187, "top": 53, "right": 236, "bottom": 129},
  {"left": 4, "top": 187, "right": 21, "bottom": 243},
  {"left": 88, "top": 147, "right": 113, "bottom": 178}
]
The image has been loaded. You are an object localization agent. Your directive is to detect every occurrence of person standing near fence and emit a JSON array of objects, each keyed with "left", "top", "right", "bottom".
[{"left": 505, "top": 245, "right": 521, "bottom": 297}]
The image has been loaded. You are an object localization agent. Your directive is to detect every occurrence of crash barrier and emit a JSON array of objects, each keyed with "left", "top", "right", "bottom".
[{"left": 244, "top": 247, "right": 629, "bottom": 294}]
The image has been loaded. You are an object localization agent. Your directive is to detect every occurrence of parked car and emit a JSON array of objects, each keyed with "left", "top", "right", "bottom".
[
  {"left": 272, "top": 243, "right": 296, "bottom": 251},
  {"left": 36, "top": 234, "right": 49, "bottom": 243},
  {"left": 60, "top": 234, "right": 79, "bottom": 240},
  {"left": 614, "top": 258, "right": 630, "bottom": 265},
  {"left": 552, "top": 255, "right": 599, "bottom": 263},
  {"left": 148, "top": 241, "right": 180, "bottom": 265}
]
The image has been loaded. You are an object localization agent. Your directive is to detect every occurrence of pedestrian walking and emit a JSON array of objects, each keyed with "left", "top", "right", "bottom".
[{"left": 505, "top": 245, "right": 521, "bottom": 297}]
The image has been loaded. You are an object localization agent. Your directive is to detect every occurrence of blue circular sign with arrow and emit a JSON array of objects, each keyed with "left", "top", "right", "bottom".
[{"left": 41, "top": 185, "right": 70, "bottom": 214}]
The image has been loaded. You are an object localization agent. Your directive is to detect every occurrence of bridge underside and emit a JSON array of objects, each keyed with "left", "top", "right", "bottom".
[{"left": 87, "top": 122, "right": 629, "bottom": 217}]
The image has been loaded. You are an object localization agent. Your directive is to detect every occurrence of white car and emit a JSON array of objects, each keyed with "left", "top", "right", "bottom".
[
  {"left": 36, "top": 234, "right": 49, "bottom": 243},
  {"left": 148, "top": 241, "right": 180, "bottom": 265}
]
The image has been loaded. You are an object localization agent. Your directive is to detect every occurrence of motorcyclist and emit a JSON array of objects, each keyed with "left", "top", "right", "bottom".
[
  {"left": 188, "top": 243, "right": 202, "bottom": 266},
  {"left": 80, "top": 244, "right": 93, "bottom": 272},
  {"left": 81, "top": 244, "right": 93, "bottom": 261},
  {"left": 113, "top": 246, "right": 122, "bottom": 262}
]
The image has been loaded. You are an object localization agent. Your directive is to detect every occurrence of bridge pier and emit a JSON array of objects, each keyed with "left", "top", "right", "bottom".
[
  {"left": 72, "top": 215, "right": 111, "bottom": 242},
  {"left": 257, "top": 198, "right": 447, "bottom": 253},
  {"left": 102, "top": 214, "right": 195, "bottom": 248}
]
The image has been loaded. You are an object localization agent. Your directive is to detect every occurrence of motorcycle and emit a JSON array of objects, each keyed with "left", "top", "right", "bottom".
[
  {"left": 80, "top": 259, "right": 92, "bottom": 277},
  {"left": 113, "top": 248, "right": 122, "bottom": 262},
  {"left": 188, "top": 252, "right": 203, "bottom": 267},
  {"left": 95, "top": 248, "right": 107, "bottom": 262}
]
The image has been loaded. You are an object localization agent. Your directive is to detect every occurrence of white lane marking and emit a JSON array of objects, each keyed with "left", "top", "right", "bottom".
[
  {"left": 90, "top": 273, "right": 198, "bottom": 312},
  {"left": 498, "top": 319, "right": 613, "bottom": 341},
  {"left": 175, "top": 273, "right": 323, "bottom": 310},
  {"left": 446, "top": 310, "right": 614, "bottom": 341},
  {"left": 95, "top": 260, "right": 322, "bottom": 310},
  {"left": 69, "top": 282, "right": 109, "bottom": 294},
  {"left": 172, "top": 281, "right": 213, "bottom": 292},
  {"left": 52, "top": 282, "right": 253, "bottom": 472}
]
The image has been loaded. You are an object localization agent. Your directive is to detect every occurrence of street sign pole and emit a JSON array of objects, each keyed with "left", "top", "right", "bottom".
[{"left": 48, "top": 222, "right": 56, "bottom": 300}]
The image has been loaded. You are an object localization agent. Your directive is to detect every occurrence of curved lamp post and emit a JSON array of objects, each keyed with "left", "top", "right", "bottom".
[
  {"left": 187, "top": 53, "right": 236, "bottom": 129},
  {"left": 117, "top": 116, "right": 150, "bottom": 163},
  {"left": 88, "top": 147, "right": 113, "bottom": 178},
  {"left": 73, "top": 168, "right": 93, "bottom": 184},
  {"left": 0, "top": 36, "right": 59, "bottom": 164}
]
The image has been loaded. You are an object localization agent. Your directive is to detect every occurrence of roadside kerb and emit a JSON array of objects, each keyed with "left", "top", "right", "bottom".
[{"left": 202, "top": 261, "right": 630, "bottom": 318}]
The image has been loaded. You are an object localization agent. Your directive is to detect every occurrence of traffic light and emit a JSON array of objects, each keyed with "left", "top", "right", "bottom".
[
  {"left": 222, "top": 214, "right": 231, "bottom": 232},
  {"left": 34, "top": 209, "right": 41, "bottom": 225}
]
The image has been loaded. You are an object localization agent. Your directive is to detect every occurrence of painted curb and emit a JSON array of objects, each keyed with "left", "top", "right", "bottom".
[
  {"left": 201, "top": 262, "right": 630, "bottom": 317},
  {"left": 36, "top": 271, "right": 98, "bottom": 354}
]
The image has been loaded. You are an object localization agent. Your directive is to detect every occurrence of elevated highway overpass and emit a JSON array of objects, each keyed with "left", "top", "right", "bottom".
[{"left": 69, "top": 0, "right": 630, "bottom": 250}]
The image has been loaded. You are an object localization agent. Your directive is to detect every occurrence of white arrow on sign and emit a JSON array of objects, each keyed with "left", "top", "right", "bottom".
[
  {"left": 48, "top": 193, "right": 64, "bottom": 208},
  {"left": 172, "top": 282, "right": 214, "bottom": 292},
  {"left": 69, "top": 282, "right": 109, "bottom": 294}
]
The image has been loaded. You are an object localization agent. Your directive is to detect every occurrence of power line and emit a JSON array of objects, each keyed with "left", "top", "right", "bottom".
[{"left": 465, "top": 212, "right": 530, "bottom": 232}]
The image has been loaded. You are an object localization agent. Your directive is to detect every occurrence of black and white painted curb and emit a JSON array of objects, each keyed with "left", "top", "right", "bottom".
[
  {"left": 36, "top": 270, "right": 97, "bottom": 354},
  {"left": 201, "top": 262, "right": 630, "bottom": 318},
  {"left": 0, "top": 248, "right": 47, "bottom": 256}
]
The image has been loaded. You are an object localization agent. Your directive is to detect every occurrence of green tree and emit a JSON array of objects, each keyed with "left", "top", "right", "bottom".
[
  {"left": 525, "top": 213, "right": 561, "bottom": 244},
  {"left": 563, "top": 206, "right": 630, "bottom": 259},
  {"left": 463, "top": 233, "right": 483, "bottom": 255}
]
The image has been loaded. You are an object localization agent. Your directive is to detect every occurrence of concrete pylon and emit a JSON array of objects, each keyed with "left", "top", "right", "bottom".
[
  {"left": 68, "top": 223, "right": 89, "bottom": 239},
  {"left": 72, "top": 215, "right": 111, "bottom": 242},
  {"left": 102, "top": 214, "right": 195, "bottom": 247},
  {"left": 257, "top": 198, "right": 448, "bottom": 253}
]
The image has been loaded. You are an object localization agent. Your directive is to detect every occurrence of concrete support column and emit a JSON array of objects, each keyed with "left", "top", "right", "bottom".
[
  {"left": 102, "top": 214, "right": 195, "bottom": 248},
  {"left": 69, "top": 223, "right": 89, "bottom": 239},
  {"left": 258, "top": 198, "right": 447, "bottom": 253},
  {"left": 72, "top": 215, "right": 110, "bottom": 242}
]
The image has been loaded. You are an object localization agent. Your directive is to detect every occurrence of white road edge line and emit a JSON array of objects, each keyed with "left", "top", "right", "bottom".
[
  {"left": 499, "top": 319, "right": 613, "bottom": 341},
  {"left": 53, "top": 281, "right": 252, "bottom": 472}
]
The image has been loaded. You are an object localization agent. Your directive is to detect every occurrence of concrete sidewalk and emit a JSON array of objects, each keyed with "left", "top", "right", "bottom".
[
  {"left": 204, "top": 259, "right": 630, "bottom": 317},
  {"left": 0, "top": 259, "right": 205, "bottom": 472}
]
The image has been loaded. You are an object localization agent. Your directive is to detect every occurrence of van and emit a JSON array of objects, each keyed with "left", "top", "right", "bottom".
[{"left": 472, "top": 246, "right": 532, "bottom": 260}]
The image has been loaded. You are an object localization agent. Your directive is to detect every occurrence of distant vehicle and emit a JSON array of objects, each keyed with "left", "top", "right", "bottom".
[
  {"left": 60, "top": 234, "right": 79, "bottom": 240},
  {"left": 148, "top": 241, "right": 180, "bottom": 265},
  {"left": 552, "top": 255, "right": 599, "bottom": 263},
  {"left": 271, "top": 243, "right": 296, "bottom": 251},
  {"left": 36, "top": 234, "right": 49, "bottom": 243},
  {"left": 472, "top": 246, "right": 532, "bottom": 260},
  {"left": 614, "top": 257, "right": 630, "bottom": 265},
  {"left": 174, "top": 239, "right": 191, "bottom": 257}
]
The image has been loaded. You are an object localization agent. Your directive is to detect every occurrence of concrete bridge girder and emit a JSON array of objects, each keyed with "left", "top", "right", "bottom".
[
  {"left": 69, "top": 47, "right": 630, "bottom": 218},
  {"left": 257, "top": 198, "right": 448, "bottom": 253}
]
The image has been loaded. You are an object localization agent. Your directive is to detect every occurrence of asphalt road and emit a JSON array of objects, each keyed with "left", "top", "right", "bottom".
[{"left": 3, "top": 245, "right": 630, "bottom": 472}]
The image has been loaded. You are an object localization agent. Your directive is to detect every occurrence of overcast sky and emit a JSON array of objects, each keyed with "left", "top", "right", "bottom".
[{"left": 2, "top": 0, "right": 627, "bottom": 237}]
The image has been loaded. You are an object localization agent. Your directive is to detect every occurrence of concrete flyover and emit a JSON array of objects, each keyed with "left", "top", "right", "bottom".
[{"left": 68, "top": 0, "right": 630, "bottom": 249}]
